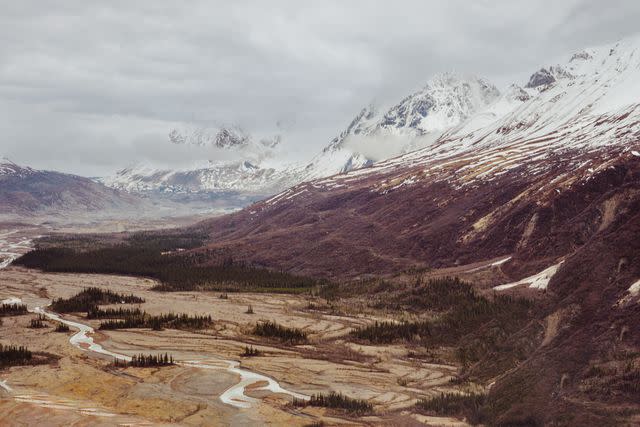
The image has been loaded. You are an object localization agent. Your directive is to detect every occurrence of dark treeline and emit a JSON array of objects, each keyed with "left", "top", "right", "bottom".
[
  {"left": 0, "top": 344, "right": 32, "bottom": 368},
  {"left": 86, "top": 306, "right": 143, "bottom": 319},
  {"left": 253, "top": 321, "right": 307, "bottom": 344},
  {"left": 416, "top": 392, "right": 487, "bottom": 425},
  {"left": 0, "top": 303, "right": 28, "bottom": 316},
  {"left": 376, "top": 276, "right": 477, "bottom": 311},
  {"left": 15, "top": 234, "right": 327, "bottom": 293},
  {"left": 50, "top": 287, "right": 144, "bottom": 313},
  {"left": 351, "top": 278, "right": 532, "bottom": 348},
  {"left": 99, "top": 312, "right": 213, "bottom": 331},
  {"left": 351, "top": 320, "right": 430, "bottom": 344},
  {"left": 293, "top": 392, "right": 373, "bottom": 414},
  {"left": 113, "top": 353, "right": 175, "bottom": 368}
]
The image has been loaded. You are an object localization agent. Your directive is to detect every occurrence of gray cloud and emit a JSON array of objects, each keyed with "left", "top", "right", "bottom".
[{"left": 1, "top": 0, "right": 639, "bottom": 175}]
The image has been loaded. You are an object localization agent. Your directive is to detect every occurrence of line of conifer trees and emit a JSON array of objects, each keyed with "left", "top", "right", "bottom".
[
  {"left": 86, "top": 306, "right": 143, "bottom": 319},
  {"left": 99, "top": 312, "right": 213, "bottom": 331},
  {"left": 0, "top": 344, "right": 32, "bottom": 367},
  {"left": 293, "top": 392, "right": 373, "bottom": 414},
  {"left": 253, "top": 321, "right": 308, "bottom": 344},
  {"left": 50, "top": 287, "right": 144, "bottom": 313},
  {"left": 15, "top": 237, "right": 326, "bottom": 294},
  {"left": 113, "top": 353, "right": 175, "bottom": 368},
  {"left": 0, "top": 303, "right": 28, "bottom": 316}
]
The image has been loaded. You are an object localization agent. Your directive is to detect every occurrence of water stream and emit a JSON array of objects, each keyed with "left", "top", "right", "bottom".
[{"left": 0, "top": 229, "right": 308, "bottom": 410}]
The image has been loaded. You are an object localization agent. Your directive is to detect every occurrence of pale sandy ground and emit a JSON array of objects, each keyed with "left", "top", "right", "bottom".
[{"left": 0, "top": 266, "right": 470, "bottom": 426}]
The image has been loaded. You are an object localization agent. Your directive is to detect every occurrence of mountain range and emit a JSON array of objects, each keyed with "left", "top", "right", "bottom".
[
  {"left": 99, "top": 73, "right": 510, "bottom": 200},
  {"left": 163, "top": 35, "right": 640, "bottom": 424},
  {"left": 5, "top": 32, "right": 640, "bottom": 424}
]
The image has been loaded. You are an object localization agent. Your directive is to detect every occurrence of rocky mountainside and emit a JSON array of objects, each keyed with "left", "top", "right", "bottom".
[
  {"left": 0, "top": 157, "right": 143, "bottom": 219},
  {"left": 194, "top": 35, "right": 640, "bottom": 274},
  {"left": 180, "top": 36, "right": 640, "bottom": 424}
]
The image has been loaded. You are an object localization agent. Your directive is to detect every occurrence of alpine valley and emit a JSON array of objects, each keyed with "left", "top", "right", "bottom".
[{"left": 2, "top": 31, "right": 640, "bottom": 427}]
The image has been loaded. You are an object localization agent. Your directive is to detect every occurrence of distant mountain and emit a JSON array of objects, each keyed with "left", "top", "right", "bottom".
[
  {"left": 102, "top": 160, "right": 296, "bottom": 195},
  {"left": 0, "top": 158, "right": 143, "bottom": 219}
]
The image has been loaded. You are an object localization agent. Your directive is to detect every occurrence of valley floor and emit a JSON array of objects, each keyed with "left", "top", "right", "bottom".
[{"left": 0, "top": 267, "right": 469, "bottom": 426}]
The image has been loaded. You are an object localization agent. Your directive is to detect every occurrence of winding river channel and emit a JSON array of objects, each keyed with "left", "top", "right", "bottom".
[{"left": 0, "top": 228, "right": 308, "bottom": 416}]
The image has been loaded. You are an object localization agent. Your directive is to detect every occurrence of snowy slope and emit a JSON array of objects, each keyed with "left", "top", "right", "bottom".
[
  {"left": 102, "top": 35, "right": 640, "bottom": 201},
  {"left": 303, "top": 72, "right": 503, "bottom": 179},
  {"left": 296, "top": 35, "right": 640, "bottom": 196}
]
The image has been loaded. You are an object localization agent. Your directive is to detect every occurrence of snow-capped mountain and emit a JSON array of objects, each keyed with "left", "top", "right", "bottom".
[
  {"left": 101, "top": 35, "right": 640, "bottom": 208},
  {"left": 189, "top": 36, "right": 640, "bottom": 425},
  {"left": 102, "top": 124, "right": 298, "bottom": 199},
  {"left": 102, "top": 73, "right": 505, "bottom": 196},
  {"left": 102, "top": 160, "right": 296, "bottom": 195},
  {"left": 303, "top": 73, "right": 503, "bottom": 179}
]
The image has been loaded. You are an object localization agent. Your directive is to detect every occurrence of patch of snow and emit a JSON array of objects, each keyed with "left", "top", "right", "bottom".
[
  {"left": 629, "top": 279, "right": 640, "bottom": 296},
  {"left": 494, "top": 261, "right": 564, "bottom": 291},
  {"left": 491, "top": 256, "right": 513, "bottom": 267}
]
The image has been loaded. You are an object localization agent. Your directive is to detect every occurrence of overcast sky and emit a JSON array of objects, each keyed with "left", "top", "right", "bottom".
[{"left": 1, "top": 0, "right": 639, "bottom": 176}]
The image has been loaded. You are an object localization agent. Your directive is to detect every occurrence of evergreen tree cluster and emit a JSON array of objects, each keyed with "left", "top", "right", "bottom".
[
  {"left": 15, "top": 234, "right": 326, "bottom": 294},
  {"left": 54, "top": 322, "right": 70, "bottom": 332},
  {"left": 351, "top": 277, "right": 532, "bottom": 347},
  {"left": 241, "top": 346, "right": 260, "bottom": 357},
  {"left": 29, "top": 316, "right": 47, "bottom": 329},
  {"left": 293, "top": 392, "right": 373, "bottom": 414},
  {"left": 50, "top": 287, "right": 144, "bottom": 313},
  {"left": 351, "top": 320, "right": 430, "bottom": 344},
  {"left": 99, "top": 312, "right": 213, "bottom": 331},
  {"left": 416, "top": 392, "right": 487, "bottom": 425},
  {"left": 253, "top": 321, "right": 307, "bottom": 344},
  {"left": 0, "top": 344, "right": 32, "bottom": 368},
  {"left": 86, "top": 306, "right": 143, "bottom": 319},
  {"left": 113, "top": 353, "right": 175, "bottom": 368},
  {"left": 0, "top": 303, "right": 28, "bottom": 316}
]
